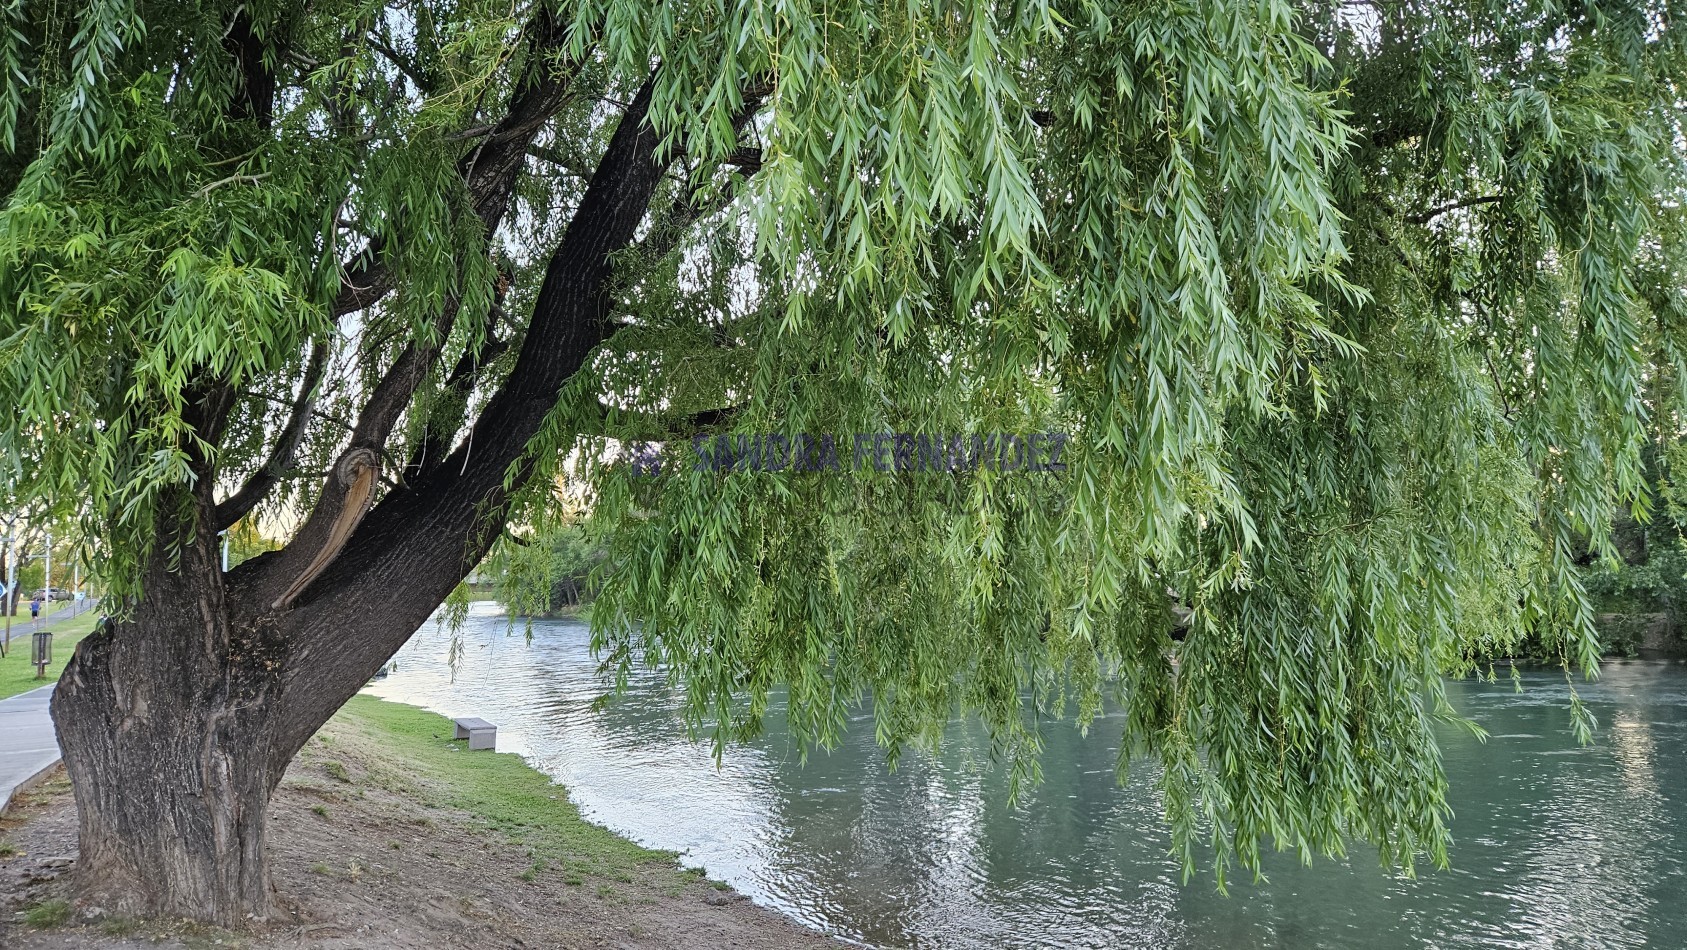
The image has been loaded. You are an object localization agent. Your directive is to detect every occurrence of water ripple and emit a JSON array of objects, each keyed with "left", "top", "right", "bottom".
[{"left": 366, "top": 606, "right": 1687, "bottom": 949}]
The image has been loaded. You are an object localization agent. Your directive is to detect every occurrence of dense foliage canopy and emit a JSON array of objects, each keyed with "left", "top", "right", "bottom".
[{"left": 4, "top": 0, "right": 1687, "bottom": 888}]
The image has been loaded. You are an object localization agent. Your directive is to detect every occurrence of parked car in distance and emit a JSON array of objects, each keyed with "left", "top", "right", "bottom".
[{"left": 30, "top": 587, "right": 73, "bottom": 601}]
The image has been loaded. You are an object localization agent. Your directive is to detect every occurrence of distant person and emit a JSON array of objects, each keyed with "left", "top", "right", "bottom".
[{"left": 30, "top": 595, "right": 41, "bottom": 620}]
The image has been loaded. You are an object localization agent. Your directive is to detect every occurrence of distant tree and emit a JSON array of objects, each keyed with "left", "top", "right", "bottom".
[
  {"left": 0, "top": 495, "right": 61, "bottom": 615},
  {"left": 223, "top": 516, "right": 285, "bottom": 571},
  {"left": 1, "top": 0, "right": 1685, "bottom": 924},
  {"left": 1570, "top": 449, "right": 1687, "bottom": 656},
  {"left": 491, "top": 517, "right": 600, "bottom": 616}
]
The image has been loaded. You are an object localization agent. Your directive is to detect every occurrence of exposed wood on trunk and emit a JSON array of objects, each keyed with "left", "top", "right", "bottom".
[{"left": 271, "top": 447, "right": 379, "bottom": 610}]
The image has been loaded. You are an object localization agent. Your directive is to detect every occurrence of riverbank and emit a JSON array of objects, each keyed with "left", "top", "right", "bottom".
[{"left": 0, "top": 695, "right": 837, "bottom": 949}]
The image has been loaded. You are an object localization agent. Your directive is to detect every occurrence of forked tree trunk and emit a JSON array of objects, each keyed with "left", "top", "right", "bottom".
[
  {"left": 45, "top": 460, "right": 494, "bottom": 923},
  {"left": 41, "top": 65, "right": 686, "bottom": 925},
  {"left": 50, "top": 530, "right": 294, "bottom": 924}
]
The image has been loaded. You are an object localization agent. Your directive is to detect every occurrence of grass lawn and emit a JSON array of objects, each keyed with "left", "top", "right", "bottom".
[
  {"left": 318, "top": 695, "right": 671, "bottom": 877},
  {"left": 26, "top": 600, "right": 81, "bottom": 624},
  {"left": 0, "top": 610, "right": 101, "bottom": 701},
  {"left": 0, "top": 690, "right": 800, "bottom": 948}
]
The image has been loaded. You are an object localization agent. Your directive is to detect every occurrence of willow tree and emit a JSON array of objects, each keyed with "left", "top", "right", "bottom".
[{"left": 1, "top": 0, "right": 1683, "bottom": 924}]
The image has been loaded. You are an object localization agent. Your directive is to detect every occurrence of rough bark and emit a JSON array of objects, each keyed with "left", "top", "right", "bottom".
[
  {"left": 52, "top": 514, "right": 289, "bottom": 924},
  {"left": 48, "top": 65, "right": 706, "bottom": 926}
]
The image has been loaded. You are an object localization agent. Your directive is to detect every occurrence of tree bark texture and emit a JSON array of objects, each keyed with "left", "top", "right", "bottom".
[{"left": 47, "top": 66, "right": 695, "bottom": 925}]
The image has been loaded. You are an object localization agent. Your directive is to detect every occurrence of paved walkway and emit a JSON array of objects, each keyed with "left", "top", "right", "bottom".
[
  {"left": 0, "top": 684, "right": 58, "bottom": 815},
  {"left": 0, "top": 604, "right": 95, "bottom": 815},
  {"left": 4, "top": 600, "right": 94, "bottom": 643}
]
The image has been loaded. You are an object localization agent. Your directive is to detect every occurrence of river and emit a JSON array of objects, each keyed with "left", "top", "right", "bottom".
[{"left": 363, "top": 604, "right": 1687, "bottom": 948}]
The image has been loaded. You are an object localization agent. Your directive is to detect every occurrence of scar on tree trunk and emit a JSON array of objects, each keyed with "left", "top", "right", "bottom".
[{"left": 47, "top": 442, "right": 386, "bottom": 923}]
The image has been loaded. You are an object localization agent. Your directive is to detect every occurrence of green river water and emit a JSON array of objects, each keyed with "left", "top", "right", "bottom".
[{"left": 367, "top": 605, "right": 1687, "bottom": 948}]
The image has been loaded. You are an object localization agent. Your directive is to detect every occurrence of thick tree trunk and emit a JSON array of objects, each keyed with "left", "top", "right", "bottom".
[
  {"left": 45, "top": 452, "right": 473, "bottom": 925},
  {"left": 40, "top": 63, "right": 698, "bottom": 926},
  {"left": 50, "top": 531, "right": 290, "bottom": 925}
]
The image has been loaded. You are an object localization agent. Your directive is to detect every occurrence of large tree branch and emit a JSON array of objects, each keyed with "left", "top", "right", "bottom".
[
  {"left": 222, "top": 11, "right": 278, "bottom": 132},
  {"left": 402, "top": 303, "right": 512, "bottom": 482},
  {"left": 241, "top": 67, "right": 677, "bottom": 751},
  {"left": 243, "top": 12, "right": 597, "bottom": 598},
  {"left": 330, "top": 243, "right": 397, "bottom": 317},
  {"left": 353, "top": 302, "right": 464, "bottom": 451},
  {"left": 330, "top": 10, "right": 591, "bottom": 318},
  {"left": 440, "top": 74, "right": 770, "bottom": 484},
  {"left": 242, "top": 71, "right": 778, "bottom": 759},
  {"left": 240, "top": 296, "right": 460, "bottom": 605},
  {"left": 177, "top": 11, "right": 286, "bottom": 466}
]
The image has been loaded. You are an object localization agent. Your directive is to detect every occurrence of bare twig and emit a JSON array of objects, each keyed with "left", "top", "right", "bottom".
[
  {"left": 195, "top": 172, "right": 271, "bottom": 198},
  {"left": 367, "top": 36, "right": 432, "bottom": 92},
  {"left": 444, "top": 123, "right": 500, "bottom": 142},
  {"left": 1407, "top": 194, "right": 1503, "bottom": 225}
]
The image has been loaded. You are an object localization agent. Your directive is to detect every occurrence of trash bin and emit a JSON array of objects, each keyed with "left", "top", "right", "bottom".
[{"left": 31, "top": 630, "right": 51, "bottom": 678}]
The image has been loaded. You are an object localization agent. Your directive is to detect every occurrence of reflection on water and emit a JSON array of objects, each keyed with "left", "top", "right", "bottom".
[{"left": 365, "top": 604, "right": 1687, "bottom": 948}]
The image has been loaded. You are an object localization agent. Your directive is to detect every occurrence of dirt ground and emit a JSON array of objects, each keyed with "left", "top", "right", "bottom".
[{"left": 0, "top": 706, "right": 841, "bottom": 950}]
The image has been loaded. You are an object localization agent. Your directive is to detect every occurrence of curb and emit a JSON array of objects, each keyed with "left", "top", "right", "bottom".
[
  {"left": 0, "top": 758, "right": 62, "bottom": 818},
  {"left": 0, "top": 683, "right": 64, "bottom": 819}
]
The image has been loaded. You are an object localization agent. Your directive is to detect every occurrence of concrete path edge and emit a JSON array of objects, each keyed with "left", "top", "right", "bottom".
[
  {"left": 0, "top": 684, "right": 62, "bottom": 818},
  {"left": 0, "top": 758, "right": 63, "bottom": 816}
]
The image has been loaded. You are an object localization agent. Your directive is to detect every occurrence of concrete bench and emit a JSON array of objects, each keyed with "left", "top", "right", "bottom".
[{"left": 452, "top": 717, "right": 496, "bottom": 751}]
